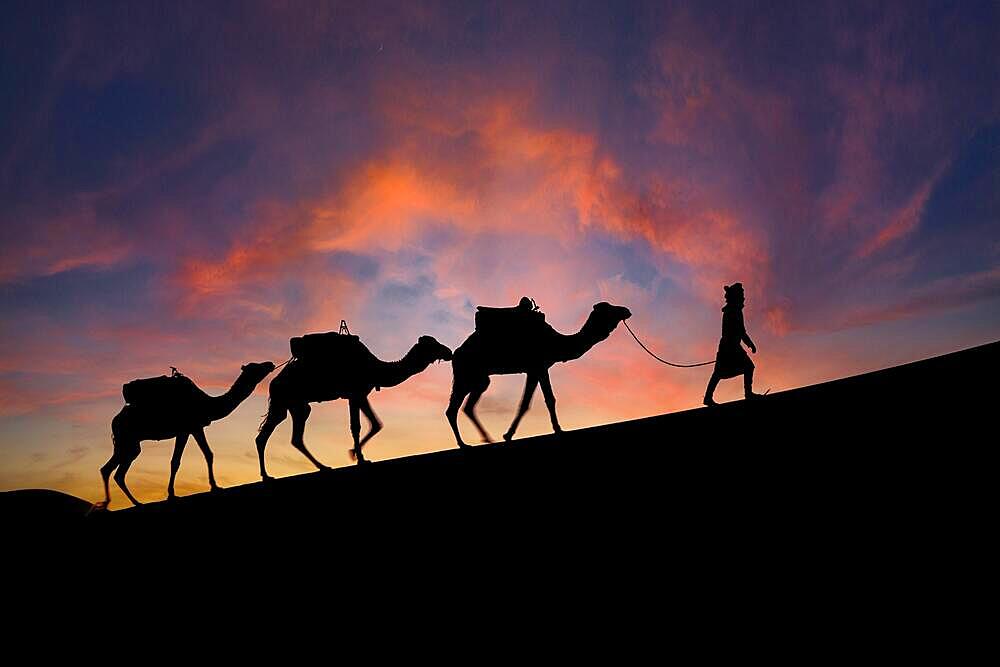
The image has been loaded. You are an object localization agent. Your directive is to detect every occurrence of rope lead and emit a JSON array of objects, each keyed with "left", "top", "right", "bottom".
[{"left": 622, "top": 320, "right": 715, "bottom": 368}]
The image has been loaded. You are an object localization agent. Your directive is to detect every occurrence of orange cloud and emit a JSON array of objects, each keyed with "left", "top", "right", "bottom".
[{"left": 175, "top": 74, "right": 770, "bottom": 326}]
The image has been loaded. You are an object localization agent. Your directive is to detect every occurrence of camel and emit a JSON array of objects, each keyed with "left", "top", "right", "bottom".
[
  {"left": 99, "top": 361, "right": 276, "bottom": 508},
  {"left": 446, "top": 301, "right": 632, "bottom": 447},
  {"left": 255, "top": 335, "right": 452, "bottom": 477}
]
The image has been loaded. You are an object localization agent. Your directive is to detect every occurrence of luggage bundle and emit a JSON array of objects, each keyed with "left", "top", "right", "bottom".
[
  {"left": 122, "top": 369, "right": 199, "bottom": 407},
  {"left": 475, "top": 296, "right": 546, "bottom": 335},
  {"left": 290, "top": 331, "right": 370, "bottom": 362}
]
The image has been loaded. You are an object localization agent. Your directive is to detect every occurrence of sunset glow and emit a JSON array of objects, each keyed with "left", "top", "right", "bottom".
[{"left": 1, "top": 1, "right": 997, "bottom": 505}]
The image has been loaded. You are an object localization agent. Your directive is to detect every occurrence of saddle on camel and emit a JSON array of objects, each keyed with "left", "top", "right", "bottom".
[
  {"left": 290, "top": 331, "right": 368, "bottom": 361},
  {"left": 287, "top": 323, "right": 386, "bottom": 392},
  {"left": 475, "top": 296, "right": 546, "bottom": 334},
  {"left": 122, "top": 368, "right": 205, "bottom": 421},
  {"left": 288, "top": 318, "right": 371, "bottom": 362}
]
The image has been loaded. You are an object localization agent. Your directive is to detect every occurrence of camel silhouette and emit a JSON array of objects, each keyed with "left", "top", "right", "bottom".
[
  {"left": 99, "top": 361, "right": 276, "bottom": 508},
  {"left": 446, "top": 301, "right": 631, "bottom": 446},
  {"left": 255, "top": 335, "right": 452, "bottom": 477}
]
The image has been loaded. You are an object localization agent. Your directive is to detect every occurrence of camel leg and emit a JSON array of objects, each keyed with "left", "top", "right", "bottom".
[
  {"left": 113, "top": 442, "right": 143, "bottom": 507},
  {"left": 503, "top": 373, "right": 539, "bottom": 442},
  {"left": 348, "top": 398, "right": 363, "bottom": 463},
  {"left": 356, "top": 397, "right": 383, "bottom": 459},
  {"left": 348, "top": 396, "right": 382, "bottom": 464},
  {"left": 289, "top": 403, "right": 329, "bottom": 472},
  {"left": 463, "top": 377, "right": 494, "bottom": 444},
  {"left": 99, "top": 454, "right": 118, "bottom": 508},
  {"left": 192, "top": 427, "right": 221, "bottom": 492},
  {"left": 99, "top": 420, "right": 127, "bottom": 509},
  {"left": 167, "top": 433, "right": 189, "bottom": 500},
  {"left": 256, "top": 403, "right": 288, "bottom": 481},
  {"left": 539, "top": 369, "right": 562, "bottom": 434},
  {"left": 446, "top": 382, "right": 471, "bottom": 448}
]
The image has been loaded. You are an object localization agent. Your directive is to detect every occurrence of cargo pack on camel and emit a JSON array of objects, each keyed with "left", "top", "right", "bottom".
[
  {"left": 290, "top": 331, "right": 370, "bottom": 361},
  {"left": 475, "top": 296, "right": 546, "bottom": 335},
  {"left": 122, "top": 368, "right": 200, "bottom": 407},
  {"left": 287, "top": 318, "right": 373, "bottom": 363}
]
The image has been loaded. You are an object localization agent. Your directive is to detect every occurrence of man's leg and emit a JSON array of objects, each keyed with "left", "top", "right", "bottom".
[
  {"left": 704, "top": 372, "right": 721, "bottom": 406},
  {"left": 744, "top": 368, "right": 761, "bottom": 399}
]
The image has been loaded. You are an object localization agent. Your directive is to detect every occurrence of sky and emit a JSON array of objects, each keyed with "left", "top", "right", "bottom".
[{"left": 1, "top": 0, "right": 998, "bottom": 505}]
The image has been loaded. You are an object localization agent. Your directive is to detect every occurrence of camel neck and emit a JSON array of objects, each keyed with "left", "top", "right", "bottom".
[
  {"left": 373, "top": 346, "right": 431, "bottom": 389},
  {"left": 205, "top": 373, "right": 257, "bottom": 422},
  {"left": 554, "top": 312, "right": 614, "bottom": 363}
]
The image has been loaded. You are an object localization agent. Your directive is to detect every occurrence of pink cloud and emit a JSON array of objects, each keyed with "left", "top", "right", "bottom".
[
  {"left": 856, "top": 164, "right": 945, "bottom": 258},
  {"left": 0, "top": 197, "right": 136, "bottom": 284}
]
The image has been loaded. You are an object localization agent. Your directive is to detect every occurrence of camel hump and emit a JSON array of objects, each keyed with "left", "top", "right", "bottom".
[
  {"left": 475, "top": 296, "right": 545, "bottom": 334},
  {"left": 122, "top": 373, "right": 199, "bottom": 406},
  {"left": 290, "top": 331, "right": 369, "bottom": 361}
]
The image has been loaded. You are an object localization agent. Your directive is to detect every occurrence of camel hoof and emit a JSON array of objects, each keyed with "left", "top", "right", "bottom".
[
  {"left": 90, "top": 501, "right": 109, "bottom": 512},
  {"left": 210, "top": 485, "right": 224, "bottom": 493},
  {"left": 502, "top": 432, "right": 513, "bottom": 442},
  {"left": 167, "top": 494, "right": 177, "bottom": 502},
  {"left": 261, "top": 474, "right": 275, "bottom": 482}
]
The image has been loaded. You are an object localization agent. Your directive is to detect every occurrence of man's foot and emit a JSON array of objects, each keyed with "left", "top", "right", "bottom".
[
  {"left": 745, "top": 391, "right": 763, "bottom": 400},
  {"left": 703, "top": 397, "right": 719, "bottom": 407}
]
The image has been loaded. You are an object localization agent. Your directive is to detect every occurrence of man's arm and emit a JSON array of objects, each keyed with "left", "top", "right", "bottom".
[{"left": 740, "top": 314, "right": 757, "bottom": 353}]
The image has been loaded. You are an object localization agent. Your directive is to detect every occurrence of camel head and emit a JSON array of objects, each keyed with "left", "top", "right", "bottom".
[
  {"left": 591, "top": 302, "right": 632, "bottom": 330},
  {"left": 414, "top": 335, "right": 454, "bottom": 364},
  {"left": 240, "top": 361, "right": 277, "bottom": 386}
]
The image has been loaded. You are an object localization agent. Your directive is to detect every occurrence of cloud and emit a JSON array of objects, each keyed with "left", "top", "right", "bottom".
[
  {"left": 0, "top": 374, "right": 119, "bottom": 418},
  {"left": 0, "top": 195, "right": 136, "bottom": 284},
  {"left": 837, "top": 267, "right": 1000, "bottom": 331},
  {"left": 1, "top": 2, "right": 998, "bottom": 501},
  {"left": 856, "top": 167, "right": 942, "bottom": 259}
]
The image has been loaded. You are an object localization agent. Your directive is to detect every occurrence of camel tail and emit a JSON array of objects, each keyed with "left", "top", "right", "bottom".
[
  {"left": 258, "top": 364, "right": 289, "bottom": 432},
  {"left": 258, "top": 396, "right": 273, "bottom": 432},
  {"left": 258, "top": 394, "right": 286, "bottom": 432},
  {"left": 107, "top": 412, "right": 123, "bottom": 462}
]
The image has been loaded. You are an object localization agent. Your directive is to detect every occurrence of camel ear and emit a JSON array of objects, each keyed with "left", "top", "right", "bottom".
[
  {"left": 418, "top": 335, "right": 433, "bottom": 345},
  {"left": 241, "top": 364, "right": 247, "bottom": 371},
  {"left": 595, "top": 301, "right": 610, "bottom": 310}
]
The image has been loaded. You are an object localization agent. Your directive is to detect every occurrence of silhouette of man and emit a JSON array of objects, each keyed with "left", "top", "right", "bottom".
[{"left": 704, "top": 283, "right": 761, "bottom": 406}]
